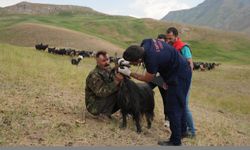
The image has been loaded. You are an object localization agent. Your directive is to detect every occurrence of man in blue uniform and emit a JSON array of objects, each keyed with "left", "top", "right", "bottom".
[
  {"left": 148, "top": 34, "right": 169, "bottom": 127},
  {"left": 118, "top": 39, "right": 192, "bottom": 146},
  {"left": 166, "top": 27, "right": 195, "bottom": 137}
]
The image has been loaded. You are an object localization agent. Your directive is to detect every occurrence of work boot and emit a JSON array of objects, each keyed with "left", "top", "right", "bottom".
[
  {"left": 182, "top": 131, "right": 196, "bottom": 139},
  {"left": 158, "top": 140, "right": 182, "bottom": 146}
]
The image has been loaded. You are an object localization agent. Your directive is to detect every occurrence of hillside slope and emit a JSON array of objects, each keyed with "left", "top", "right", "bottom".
[
  {"left": 162, "top": 0, "right": 250, "bottom": 33},
  {"left": 0, "top": 1, "right": 249, "bottom": 147},
  {"left": 0, "top": 2, "right": 250, "bottom": 64},
  {"left": 0, "top": 23, "right": 123, "bottom": 52},
  {"left": 0, "top": 44, "right": 249, "bottom": 146}
]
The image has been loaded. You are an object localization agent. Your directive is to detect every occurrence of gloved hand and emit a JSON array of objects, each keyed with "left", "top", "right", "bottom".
[
  {"left": 118, "top": 66, "right": 131, "bottom": 76},
  {"left": 118, "top": 58, "right": 130, "bottom": 66}
]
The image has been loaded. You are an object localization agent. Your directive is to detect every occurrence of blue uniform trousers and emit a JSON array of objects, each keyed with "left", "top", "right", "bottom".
[{"left": 165, "top": 73, "right": 192, "bottom": 145}]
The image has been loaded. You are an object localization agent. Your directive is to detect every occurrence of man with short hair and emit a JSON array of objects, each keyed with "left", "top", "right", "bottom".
[
  {"left": 118, "top": 39, "right": 192, "bottom": 146},
  {"left": 157, "top": 34, "right": 167, "bottom": 42},
  {"left": 85, "top": 51, "right": 123, "bottom": 118},
  {"left": 166, "top": 27, "right": 193, "bottom": 69},
  {"left": 166, "top": 27, "right": 196, "bottom": 137}
]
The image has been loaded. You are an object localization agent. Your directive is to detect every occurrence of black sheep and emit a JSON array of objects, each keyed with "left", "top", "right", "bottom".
[
  {"left": 48, "top": 47, "right": 55, "bottom": 53},
  {"left": 71, "top": 55, "right": 84, "bottom": 65},
  {"left": 35, "top": 43, "right": 48, "bottom": 51},
  {"left": 117, "top": 77, "right": 155, "bottom": 133}
]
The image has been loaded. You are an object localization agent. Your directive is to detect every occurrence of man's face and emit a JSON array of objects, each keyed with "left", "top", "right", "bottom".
[
  {"left": 96, "top": 54, "right": 110, "bottom": 70},
  {"left": 166, "top": 32, "right": 177, "bottom": 45}
]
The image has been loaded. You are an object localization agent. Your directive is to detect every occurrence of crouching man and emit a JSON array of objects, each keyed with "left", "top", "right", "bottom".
[{"left": 85, "top": 51, "right": 123, "bottom": 119}]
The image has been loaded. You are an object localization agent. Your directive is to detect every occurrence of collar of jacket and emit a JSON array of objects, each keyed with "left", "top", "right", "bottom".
[{"left": 173, "top": 37, "right": 186, "bottom": 52}]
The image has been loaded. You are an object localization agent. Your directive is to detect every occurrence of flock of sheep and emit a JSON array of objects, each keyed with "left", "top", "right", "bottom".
[
  {"left": 35, "top": 43, "right": 220, "bottom": 70},
  {"left": 35, "top": 43, "right": 96, "bottom": 65},
  {"left": 193, "top": 62, "right": 220, "bottom": 71}
]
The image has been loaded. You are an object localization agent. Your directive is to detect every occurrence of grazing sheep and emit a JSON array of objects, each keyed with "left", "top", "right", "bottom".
[
  {"left": 35, "top": 43, "right": 48, "bottom": 51},
  {"left": 71, "top": 55, "right": 84, "bottom": 65},
  {"left": 193, "top": 62, "right": 220, "bottom": 71},
  {"left": 48, "top": 47, "right": 55, "bottom": 53}
]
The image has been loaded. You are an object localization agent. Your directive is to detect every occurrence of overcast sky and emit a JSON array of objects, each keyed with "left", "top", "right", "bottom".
[{"left": 0, "top": 0, "right": 205, "bottom": 19}]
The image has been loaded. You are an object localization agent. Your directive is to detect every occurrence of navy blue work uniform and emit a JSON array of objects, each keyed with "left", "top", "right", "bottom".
[
  {"left": 141, "top": 39, "right": 192, "bottom": 145},
  {"left": 148, "top": 76, "right": 168, "bottom": 120}
]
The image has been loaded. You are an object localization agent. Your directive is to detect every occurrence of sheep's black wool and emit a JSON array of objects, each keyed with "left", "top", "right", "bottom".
[
  {"left": 117, "top": 77, "right": 155, "bottom": 133},
  {"left": 35, "top": 43, "right": 48, "bottom": 51}
]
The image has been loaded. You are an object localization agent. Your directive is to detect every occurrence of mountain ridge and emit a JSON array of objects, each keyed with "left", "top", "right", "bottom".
[
  {"left": 162, "top": 0, "right": 250, "bottom": 33},
  {"left": 0, "top": 1, "right": 102, "bottom": 15}
]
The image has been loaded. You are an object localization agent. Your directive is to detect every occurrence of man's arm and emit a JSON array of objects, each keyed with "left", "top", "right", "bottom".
[
  {"left": 187, "top": 58, "right": 194, "bottom": 71},
  {"left": 118, "top": 64, "right": 155, "bottom": 82},
  {"left": 130, "top": 71, "right": 154, "bottom": 82},
  {"left": 181, "top": 46, "right": 193, "bottom": 70}
]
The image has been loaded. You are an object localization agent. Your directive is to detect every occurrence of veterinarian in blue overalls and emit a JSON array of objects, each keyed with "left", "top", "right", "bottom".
[{"left": 118, "top": 39, "right": 192, "bottom": 146}]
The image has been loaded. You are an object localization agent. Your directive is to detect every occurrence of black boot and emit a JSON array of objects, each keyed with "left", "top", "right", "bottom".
[{"left": 158, "top": 140, "right": 182, "bottom": 146}]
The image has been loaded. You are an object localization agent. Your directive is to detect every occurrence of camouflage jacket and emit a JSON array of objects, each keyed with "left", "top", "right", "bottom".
[{"left": 85, "top": 66, "right": 118, "bottom": 115}]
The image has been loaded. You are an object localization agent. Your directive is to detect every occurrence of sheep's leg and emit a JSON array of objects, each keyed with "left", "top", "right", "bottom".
[
  {"left": 134, "top": 113, "right": 142, "bottom": 133},
  {"left": 146, "top": 113, "right": 152, "bottom": 129},
  {"left": 120, "top": 112, "right": 127, "bottom": 129}
]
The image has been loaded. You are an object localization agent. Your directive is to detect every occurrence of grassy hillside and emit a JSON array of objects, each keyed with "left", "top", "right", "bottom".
[
  {"left": 0, "top": 44, "right": 249, "bottom": 146},
  {"left": 0, "top": 2, "right": 249, "bottom": 146},
  {"left": 0, "top": 23, "right": 123, "bottom": 52},
  {"left": 0, "top": 13, "right": 250, "bottom": 64}
]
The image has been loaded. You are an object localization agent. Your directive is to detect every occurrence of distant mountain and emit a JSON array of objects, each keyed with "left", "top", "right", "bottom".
[
  {"left": 162, "top": 0, "right": 250, "bottom": 33},
  {"left": 0, "top": 1, "right": 101, "bottom": 15}
]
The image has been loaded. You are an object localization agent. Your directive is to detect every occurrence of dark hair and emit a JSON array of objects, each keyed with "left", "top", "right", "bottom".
[
  {"left": 166, "top": 27, "right": 178, "bottom": 36},
  {"left": 157, "top": 34, "right": 166, "bottom": 40},
  {"left": 96, "top": 50, "right": 107, "bottom": 58},
  {"left": 123, "top": 45, "right": 144, "bottom": 62}
]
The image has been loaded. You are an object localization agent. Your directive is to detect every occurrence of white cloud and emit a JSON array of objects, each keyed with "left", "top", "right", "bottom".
[
  {"left": 0, "top": 0, "right": 33, "bottom": 7},
  {"left": 130, "top": 0, "right": 190, "bottom": 19}
]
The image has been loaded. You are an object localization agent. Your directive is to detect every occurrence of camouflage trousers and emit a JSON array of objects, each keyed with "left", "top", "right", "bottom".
[{"left": 86, "top": 93, "right": 119, "bottom": 116}]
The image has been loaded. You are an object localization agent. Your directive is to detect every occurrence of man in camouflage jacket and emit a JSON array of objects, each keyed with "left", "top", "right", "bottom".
[{"left": 85, "top": 51, "right": 123, "bottom": 117}]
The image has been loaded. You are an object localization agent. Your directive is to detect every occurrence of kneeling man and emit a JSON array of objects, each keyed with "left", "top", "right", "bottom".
[{"left": 85, "top": 51, "right": 123, "bottom": 118}]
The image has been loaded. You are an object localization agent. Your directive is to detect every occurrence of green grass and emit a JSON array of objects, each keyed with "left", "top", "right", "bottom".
[
  {"left": 188, "top": 39, "right": 250, "bottom": 64},
  {"left": 191, "top": 65, "right": 250, "bottom": 114},
  {"left": 0, "top": 43, "right": 94, "bottom": 88}
]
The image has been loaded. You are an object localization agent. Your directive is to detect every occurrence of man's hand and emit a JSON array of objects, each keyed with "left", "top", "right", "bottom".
[
  {"left": 187, "top": 58, "right": 194, "bottom": 71},
  {"left": 118, "top": 58, "right": 130, "bottom": 66},
  {"left": 118, "top": 66, "right": 131, "bottom": 76}
]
